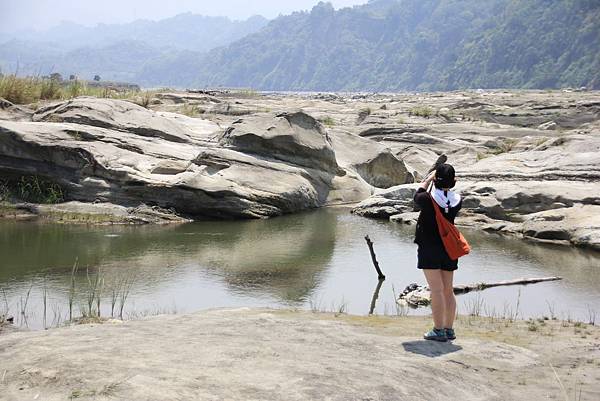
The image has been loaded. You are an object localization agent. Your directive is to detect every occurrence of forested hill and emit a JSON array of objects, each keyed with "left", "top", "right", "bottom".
[{"left": 190, "top": 0, "right": 600, "bottom": 91}]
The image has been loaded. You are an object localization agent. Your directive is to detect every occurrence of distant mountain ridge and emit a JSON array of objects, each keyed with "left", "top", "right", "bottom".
[
  {"left": 0, "top": 13, "right": 268, "bottom": 81},
  {"left": 1, "top": 1, "right": 599, "bottom": 91},
  {"left": 2, "top": 13, "right": 269, "bottom": 52},
  {"left": 191, "top": 0, "right": 600, "bottom": 91}
]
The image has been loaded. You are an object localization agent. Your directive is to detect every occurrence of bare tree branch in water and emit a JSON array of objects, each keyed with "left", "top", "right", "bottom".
[{"left": 364, "top": 235, "right": 386, "bottom": 280}]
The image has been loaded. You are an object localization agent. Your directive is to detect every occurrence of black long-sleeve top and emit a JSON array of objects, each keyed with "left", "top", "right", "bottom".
[{"left": 413, "top": 187, "right": 462, "bottom": 247}]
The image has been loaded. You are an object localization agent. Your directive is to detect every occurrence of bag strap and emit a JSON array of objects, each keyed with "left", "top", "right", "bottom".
[
  {"left": 428, "top": 192, "right": 450, "bottom": 235},
  {"left": 428, "top": 192, "right": 445, "bottom": 220}
]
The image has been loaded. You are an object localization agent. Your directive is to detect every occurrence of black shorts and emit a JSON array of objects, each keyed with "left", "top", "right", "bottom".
[{"left": 417, "top": 245, "right": 458, "bottom": 271}]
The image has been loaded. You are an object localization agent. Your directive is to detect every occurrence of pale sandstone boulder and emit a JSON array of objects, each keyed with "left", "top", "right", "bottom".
[
  {"left": 390, "top": 211, "right": 419, "bottom": 225},
  {"left": 33, "top": 202, "right": 191, "bottom": 224},
  {"left": 33, "top": 97, "right": 198, "bottom": 144},
  {"left": 521, "top": 205, "right": 600, "bottom": 250},
  {"left": 0, "top": 97, "right": 32, "bottom": 122},
  {"left": 352, "top": 180, "right": 600, "bottom": 249},
  {"left": 155, "top": 111, "right": 221, "bottom": 142},
  {"left": 460, "top": 181, "right": 600, "bottom": 219},
  {"left": 329, "top": 129, "right": 413, "bottom": 188},
  {"left": 354, "top": 181, "right": 600, "bottom": 220},
  {"left": 351, "top": 184, "right": 418, "bottom": 218},
  {"left": 218, "top": 111, "right": 340, "bottom": 173},
  {"left": 1, "top": 99, "right": 373, "bottom": 220},
  {"left": 458, "top": 134, "right": 600, "bottom": 181}
]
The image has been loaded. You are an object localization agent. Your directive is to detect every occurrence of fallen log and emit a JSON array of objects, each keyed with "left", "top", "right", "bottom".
[
  {"left": 397, "top": 277, "right": 562, "bottom": 307},
  {"left": 453, "top": 277, "right": 562, "bottom": 294}
]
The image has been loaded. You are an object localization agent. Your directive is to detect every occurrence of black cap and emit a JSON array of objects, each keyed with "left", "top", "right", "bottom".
[{"left": 434, "top": 163, "right": 456, "bottom": 189}]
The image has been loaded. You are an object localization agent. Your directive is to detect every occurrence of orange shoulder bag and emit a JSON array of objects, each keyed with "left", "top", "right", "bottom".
[{"left": 429, "top": 194, "right": 471, "bottom": 260}]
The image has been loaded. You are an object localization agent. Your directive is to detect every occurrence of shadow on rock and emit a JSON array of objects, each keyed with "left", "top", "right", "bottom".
[{"left": 401, "top": 340, "right": 462, "bottom": 357}]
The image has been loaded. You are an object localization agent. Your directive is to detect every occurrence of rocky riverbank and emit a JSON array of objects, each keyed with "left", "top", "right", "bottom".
[
  {"left": 0, "top": 90, "right": 598, "bottom": 248},
  {"left": 1, "top": 308, "right": 598, "bottom": 401},
  {"left": 0, "top": 95, "right": 413, "bottom": 221}
]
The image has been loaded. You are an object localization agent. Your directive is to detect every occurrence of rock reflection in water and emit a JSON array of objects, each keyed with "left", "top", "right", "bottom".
[
  {"left": 0, "top": 210, "right": 337, "bottom": 305},
  {"left": 1, "top": 208, "right": 599, "bottom": 330},
  {"left": 189, "top": 210, "right": 337, "bottom": 301},
  {"left": 463, "top": 229, "right": 600, "bottom": 290}
]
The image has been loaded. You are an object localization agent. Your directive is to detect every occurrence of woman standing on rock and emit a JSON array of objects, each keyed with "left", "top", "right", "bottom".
[{"left": 414, "top": 163, "right": 462, "bottom": 342}]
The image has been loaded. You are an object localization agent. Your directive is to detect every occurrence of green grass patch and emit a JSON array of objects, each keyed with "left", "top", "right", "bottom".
[
  {"left": 180, "top": 104, "right": 205, "bottom": 117},
  {"left": 1, "top": 175, "right": 65, "bottom": 204},
  {"left": 319, "top": 116, "right": 335, "bottom": 127},
  {"left": 490, "top": 138, "right": 519, "bottom": 155},
  {"left": 476, "top": 152, "right": 489, "bottom": 161},
  {"left": 409, "top": 105, "right": 434, "bottom": 118},
  {"left": 357, "top": 107, "right": 372, "bottom": 123},
  {"left": 359, "top": 107, "right": 372, "bottom": 116},
  {"left": 236, "top": 88, "right": 259, "bottom": 97}
]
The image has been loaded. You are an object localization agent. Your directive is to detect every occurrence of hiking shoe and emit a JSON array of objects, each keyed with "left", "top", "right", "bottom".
[
  {"left": 423, "top": 328, "right": 447, "bottom": 342},
  {"left": 445, "top": 328, "right": 456, "bottom": 340}
]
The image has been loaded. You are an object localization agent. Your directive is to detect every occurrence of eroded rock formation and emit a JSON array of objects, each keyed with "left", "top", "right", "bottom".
[
  {"left": 0, "top": 96, "right": 409, "bottom": 221},
  {"left": 1, "top": 89, "right": 599, "bottom": 250}
]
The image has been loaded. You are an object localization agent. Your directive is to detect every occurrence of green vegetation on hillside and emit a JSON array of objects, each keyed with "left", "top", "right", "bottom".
[
  {"left": 1, "top": 1, "right": 598, "bottom": 91},
  {"left": 193, "top": 0, "right": 600, "bottom": 91}
]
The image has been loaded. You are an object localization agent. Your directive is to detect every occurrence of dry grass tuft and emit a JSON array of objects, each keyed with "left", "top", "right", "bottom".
[
  {"left": 409, "top": 105, "right": 434, "bottom": 118},
  {"left": 0, "top": 75, "right": 150, "bottom": 105}
]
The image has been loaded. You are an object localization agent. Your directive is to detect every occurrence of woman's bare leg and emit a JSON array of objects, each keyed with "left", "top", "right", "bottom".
[
  {"left": 423, "top": 269, "right": 445, "bottom": 329},
  {"left": 441, "top": 270, "right": 456, "bottom": 329}
]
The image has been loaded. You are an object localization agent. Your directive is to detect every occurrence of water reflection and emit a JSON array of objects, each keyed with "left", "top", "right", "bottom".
[
  {"left": 463, "top": 228, "right": 600, "bottom": 290},
  {"left": 0, "top": 210, "right": 338, "bottom": 303},
  {"left": 1, "top": 208, "right": 599, "bottom": 330}
]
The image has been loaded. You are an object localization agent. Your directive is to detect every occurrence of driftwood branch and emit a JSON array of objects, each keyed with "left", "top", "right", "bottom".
[
  {"left": 453, "top": 277, "right": 562, "bottom": 294},
  {"left": 368, "top": 279, "right": 385, "bottom": 315},
  {"left": 398, "top": 276, "right": 562, "bottom": 307},
  {"left": 364, "top": 235, "right": 385, "bottom": 280}
]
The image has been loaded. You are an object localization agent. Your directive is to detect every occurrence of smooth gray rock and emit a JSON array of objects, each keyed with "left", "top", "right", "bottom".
[
  {"left": 354, "top": 180, "right": 600, "bottom": 249},
  {"left": 393, "top": 147, "right": 439, "bottom": 180},
  {"left": 208, "top": 102, "right": 256, "bottom": 116},
  {"left": 0, "top": 99, "right": 373, "bottom": 220},
  {"left": 0, "top": 97, "right": 32, "bottom": 122},
  {"left": 390, "top": 211, "right": 419, "bottom": 225},
  {"left": 356, "top": 181, "right": 600, "bottom": 219},
  {"left": 351, "top": 184, "right": 418, "bottom": 218},
  {"left": 33, "top": 202, "right": 191, "bottom": 224},
  {"left": 33, "top": 97, "right": 197, "bottom": 144},
  {"left": 537, "top": 121, "right": 558, "bottom": 130},
  {"left": 219, "top": 111, "right": 340, "bottom": 173},
  {"left": 3, "top": 89, "right": 600, "bottom": 243},
  {"left": 458, "top": 134, "right": 600, "bottom": 181},
  {"left": 460, "top": 180, "right": 600, "bottom": 219},
  {"left": 520, "top": 205, "right": 600, "bottom": 250},
  {"left": 329, "top": 129, "right": 413, "bottom": 188},
  {"left": 156, "top": 92, "right": 222, "bottom": 104}
]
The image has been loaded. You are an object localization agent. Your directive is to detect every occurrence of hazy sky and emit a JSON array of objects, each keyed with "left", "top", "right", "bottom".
[{"left": 0, "top": 0, "right": 370, "bottom": 32}]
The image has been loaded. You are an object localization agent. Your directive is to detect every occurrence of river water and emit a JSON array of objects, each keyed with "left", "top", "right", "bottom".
[{"left": 1, "top": 207, "right": 599, "bottom": 330}]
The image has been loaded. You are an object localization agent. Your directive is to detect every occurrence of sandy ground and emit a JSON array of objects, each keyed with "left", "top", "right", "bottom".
[{"left": 1, "top": 308, "right": 599, "bottom": 401}]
